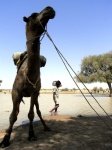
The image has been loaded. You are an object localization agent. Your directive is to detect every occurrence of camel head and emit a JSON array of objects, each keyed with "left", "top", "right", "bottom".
[{"left": 23, "top": 6, "right": 55, "bottom": 39}]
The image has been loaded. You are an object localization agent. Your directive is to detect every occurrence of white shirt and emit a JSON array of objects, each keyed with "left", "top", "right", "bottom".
[{"left": 53, "top": 86, "right": 59, "bottom": 104}]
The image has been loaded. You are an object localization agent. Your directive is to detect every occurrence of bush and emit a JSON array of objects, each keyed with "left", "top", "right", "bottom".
[{"left": 61, "top": 88, "right": 69, "bottom": 91}]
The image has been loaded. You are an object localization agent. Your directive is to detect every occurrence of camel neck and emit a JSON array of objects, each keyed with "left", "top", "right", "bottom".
[{"left": 26, "top": 38, "right": 40, "bottom": 78}]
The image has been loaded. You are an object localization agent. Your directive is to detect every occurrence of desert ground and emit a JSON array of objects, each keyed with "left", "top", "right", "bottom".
[
  {"left": 0, "top": 115, "right": 112, "bottom": 150},
  {"left": 0, "top": 89, "right": 111, "bottom": 149}
]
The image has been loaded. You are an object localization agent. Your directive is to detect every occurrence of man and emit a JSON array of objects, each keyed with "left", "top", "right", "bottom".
[{"left": 49, "top": 80, "right": 62, "bottom": 115}]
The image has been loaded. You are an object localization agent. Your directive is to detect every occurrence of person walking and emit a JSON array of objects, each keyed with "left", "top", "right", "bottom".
[{"left": 49, "top": 80, "right": 62, "bottom": 115}]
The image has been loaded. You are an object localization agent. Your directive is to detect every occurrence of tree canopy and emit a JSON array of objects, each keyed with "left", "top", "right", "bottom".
[
  {"left": 76, "top": 52, "right": 112, "bottom": 96},
  {"left": 0, "top": 80, "right": 2, "bottom": 86}
]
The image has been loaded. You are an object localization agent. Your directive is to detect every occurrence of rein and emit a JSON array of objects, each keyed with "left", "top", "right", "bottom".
[
  {"left": 26, "top": 26, "right": 47, "bottom": 45},
  {"left": 26, "top": 73, "right": 40, "bottom": 88}
]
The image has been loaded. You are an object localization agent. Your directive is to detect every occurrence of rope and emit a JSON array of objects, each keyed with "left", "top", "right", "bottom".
[
  {"left": 26, "top": 31, "right": 46, "bottom": 45},
  {"left": 25, "top": 67, "right": 40, "bottom": 88},
  {"left": 26, "top": 75, "right": 40, "bottom": 88},
  {"left": 31, "top": 19, "right": 112, "bottom": 129},
  {"left": 44, "top": 30, "right": 112, "bottom": 130}
]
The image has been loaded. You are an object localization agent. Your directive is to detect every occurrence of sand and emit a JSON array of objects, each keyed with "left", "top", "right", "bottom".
[{"left": 0, "top": 115, "right": 112, "bottom": 150}]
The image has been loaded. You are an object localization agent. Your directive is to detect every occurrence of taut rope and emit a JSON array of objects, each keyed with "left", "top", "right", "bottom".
[{"left": 38, "top": 20, "right": 112, "bottom": 130}]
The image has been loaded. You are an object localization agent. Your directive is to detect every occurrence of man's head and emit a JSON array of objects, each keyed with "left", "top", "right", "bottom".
[{"left": 56, "top": 80, "right": 62, "bottom": 88}]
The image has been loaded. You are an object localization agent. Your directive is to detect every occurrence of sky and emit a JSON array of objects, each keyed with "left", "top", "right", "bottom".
[{"left": 0, "top": 0, "right": 112, "bottom": 89}]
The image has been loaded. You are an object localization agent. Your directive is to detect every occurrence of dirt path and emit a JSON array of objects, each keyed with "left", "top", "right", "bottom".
[{"left": 0, "top": 115, "right": 112, "bottom": 150}]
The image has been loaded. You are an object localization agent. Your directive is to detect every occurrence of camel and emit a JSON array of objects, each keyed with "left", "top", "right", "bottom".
[{"left": 0, "top": 6, "right": 55, "bottom": 147}]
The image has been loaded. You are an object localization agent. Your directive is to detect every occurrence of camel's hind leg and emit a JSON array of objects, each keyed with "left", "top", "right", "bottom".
[
  {"left": 28, "top": 92, "right": 50, "bottom": 141},
  {"left": 35, "top": 97, "right": 50, "bottom": 131},
  {"left": 28, "top": 97, "right": 37, "bottom": 141},
  {"left": 0, "top": 91, "right": 21, "bottom": 148}
]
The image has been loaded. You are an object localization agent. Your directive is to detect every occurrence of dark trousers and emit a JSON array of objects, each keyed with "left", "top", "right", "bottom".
[{"left": 55, "top": 104, "right": 59, "bottom": 112}]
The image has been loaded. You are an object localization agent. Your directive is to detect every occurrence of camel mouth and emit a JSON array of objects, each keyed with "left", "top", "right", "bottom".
[
  {"left": 40, "top": 6, "right": 55, "bottom": 20},
  {"left": 45, "top": 6, "right": 55, "bottom": 19}
]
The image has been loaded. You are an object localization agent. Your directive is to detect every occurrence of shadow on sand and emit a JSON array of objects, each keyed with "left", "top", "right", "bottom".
[{"left": 0, "top": 115, "right": 112, "bottom": 150}]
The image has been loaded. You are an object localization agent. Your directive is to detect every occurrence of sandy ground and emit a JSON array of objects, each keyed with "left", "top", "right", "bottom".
[{"left": 0, "top": 115, "right": 112, "bottom": 150}]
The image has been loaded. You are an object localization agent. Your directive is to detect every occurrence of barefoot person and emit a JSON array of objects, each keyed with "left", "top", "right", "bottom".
[{"left": 49, "top": 80, "right": 62, "bottom": 115}]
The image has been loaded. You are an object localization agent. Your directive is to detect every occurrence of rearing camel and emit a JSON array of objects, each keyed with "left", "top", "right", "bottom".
[{"left": 0, "top": 6, "right": 55, "bottom": 147}]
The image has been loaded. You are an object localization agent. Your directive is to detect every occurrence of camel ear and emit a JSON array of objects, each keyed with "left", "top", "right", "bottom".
[{"left": 23, "top": 17, "right": 28, "bottom": 22}]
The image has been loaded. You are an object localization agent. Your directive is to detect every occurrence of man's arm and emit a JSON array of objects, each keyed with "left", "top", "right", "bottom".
[{"left": 53, "top": 92, "right": 57, "bottom": 104}]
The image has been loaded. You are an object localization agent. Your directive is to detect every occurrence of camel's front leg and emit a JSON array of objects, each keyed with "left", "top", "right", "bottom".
[{"left": 0, "top": 92, "right": 21, "bottom": 148}]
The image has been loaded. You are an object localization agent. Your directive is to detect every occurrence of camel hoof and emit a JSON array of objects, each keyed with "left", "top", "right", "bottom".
[
  {"left": 0, "top": 135, "right": 10, "bottom": 148},
  {"left": 44, "top": 126, "right": 51, "bottom": 132},
  {"left": 28, "top": 129, "right": 37, "bottom": 141},
  {"left": 28, "top": 136, "right": 37, "bottom": 141},
  {"left": 77, "top": 114, "right": 83, "bottom": 118}
]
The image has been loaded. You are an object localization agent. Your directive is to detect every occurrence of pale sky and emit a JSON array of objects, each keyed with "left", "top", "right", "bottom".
[{"left": 0, "top": 0, "right": 111, "bottom": 89}]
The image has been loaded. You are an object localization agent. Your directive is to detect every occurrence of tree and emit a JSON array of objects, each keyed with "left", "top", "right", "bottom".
[
  {"left": 76, "top": 52, "right": 112, "bottom": 96},
  {"left": 0, "top": 80, "right": 2, "bottom": 86}
]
